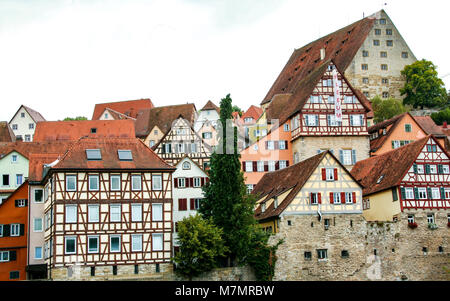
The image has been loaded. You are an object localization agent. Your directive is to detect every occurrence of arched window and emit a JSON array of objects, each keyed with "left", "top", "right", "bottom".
[{"left": 182, "top": 162, "right": 191, "bottom": 170}]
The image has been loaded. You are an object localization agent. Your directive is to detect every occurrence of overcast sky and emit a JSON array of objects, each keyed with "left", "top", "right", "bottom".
[{"left": 1, "top": 0, "right": 449, "bottom": 121}]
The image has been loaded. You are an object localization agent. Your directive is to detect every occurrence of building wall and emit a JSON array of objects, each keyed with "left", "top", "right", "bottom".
[
  {"left": 197, "top": 123, "right": 218, "bottom": 148},
  {"left": 0, "top": 151, "right": 29, "bottom": 202},
  {"left": 344, "top": 10, "right": 417, "bottom": 101},
  {"left": 362, "top": 189, "right": 402, "bottom": 222},
  {"left": 143, "top": 125, "right": 164, "bottom": 148},
  {"left": 194, "top": 110, "right": 219, "bottom": 132},
  {"left": 0, "top": 182, "right": 29, "bottom": 281},
  {"left": 9, "top": 107, "right": 38, "bottom": 142},
  {"left": 28, "top": 184, "right": 47, "bottom": 268},
  {"left": 291, "top": 136, "right": 370, "bottom": 170}
]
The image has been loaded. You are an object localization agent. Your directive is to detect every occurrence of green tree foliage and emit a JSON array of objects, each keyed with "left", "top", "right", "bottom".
[
  {"left": 400, "top": 59, "right": 447, "bottom": 109},
  {"left": 199, "top": 94, "right": 256, "bottom": 265},
  {"left": 63, "top": 116, "right": 88, "bottom": 121},
  {"left": 431, "top": 107, "right": 450, "bottom": 125},
  {"left": 172, "top": 215, "right": 227, "bottom": 281},
  {"left": 372, "top": 96, "right": 409, "bottom": 124},
  {"left": 232, "top": 105, "right": 243, "bottom": 117}
]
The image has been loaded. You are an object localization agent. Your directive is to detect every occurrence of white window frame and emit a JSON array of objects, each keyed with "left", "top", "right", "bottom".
[
  {"left": 310, "top": 95, "right": 321, "bottom": 103},
  {"left": 279, "top": 161, "right": 287, "bottom": 170},
  {"left": 245, "top": 162, "right": 253, "bottom": 172},
  {"left": 342, "top": 150, "right": 352, "bottom": 166},
  {"left": 34, "top": 189, "right": 44, "bottom": 203},
  {"left": 418, "top": 188, "right": 427, "bottom": 200},
  {"left": 152, "top": 203, "right": 163, "bottom": 221},
  {"left": 152, "top": 175, "right": 162, "bottom": 191},
  {"left": 152, "top": 233, "right": 163, "bottom": 251},
  {"left": 0, "top": 251, "right": 10, "bottom": 262},
  {"left": 306, "top": 115, "right": 318, "bottom": 127},
  {"left": 345, "top": 192, "right": 354, "bottom": 204},
  {"left": 443, "top": 165, "right": 450, "bottom": 174},
  {"left": 17, "top": 199, "right": 26, "bottom": 207},
  {"left": 110, "top": 175, "right": 121, "bottom": 191},
  {"left": 429, "top": 165, "right": 437, "bottom": 174},
  {"left": 310, "top": 193, "right": 319, "bottom": 205},
  {"left": 182, "top": 162, "right": 191, "bottom": 170},
  {"left": 16, "top": 174, "right": 23, "bottom": 185},
  {"left": 131, "top": 175, "right": 142, "bottom": 191},
  {"left": 10, "top": 224, "right": 20, "bottom": 237},
  {"left": 88, "top": 205, "right": 99, "bottom": 223},
  {"left": 325, "top": 168, "right": 335, "bottom": 181},
  {"left": 283, "top": 124, "right": 290, "bottom": 132},
  {"left": 0, "top": 224, "right": 3, "bottom": 237},
  {"left": 267, "top": 141, "right": 275, "bottom": 150},
  {"left": 131, "top": 204, "right": 143, "bottom": 222},
  {"left": 279, "top": 141, "right": 287, "bottom": 150},
  {"left": 12, "top": 155, "right": 17, "bottom": 163},
  {"left": 65, "top": 236, "right": 77, "bottom": 255},
  {"left": 110, "top": 235, "right": 121, "bottom": 253},
  {"left": 407, "top": 215, "right": 415, "bottom": 224},
  {"left": 417, "top": 165, "right": 424, "bottom": 174},
  {"left": 431, "top": 188, "right": 440, "bottom": 200},
  {"left": 193, "top": 177, "right": 201, "bottom": 188},
  {"left": 88, "top": 175, "right": 99, "bottom": 191},
  {"left": 246, "top": 184, "right": 254, "bottom": 194},
  {"left": 34, "top": 246, "right": 43, "bottom": 260},
  {"left": 333, "top": 193, "right": 342, "bottom": 204},
  {"left": 178, "top": 178, "right": 186, "bottom": 188},
  {"left": 33, "top": 218, "right": 43, "bottom": 232},
  {"left": 87, "top": 236, "right": 99, "bottom": 253},
  {"left": 427, "top": 214, "right": 435, "bottom": 224},
  {"left": 268, "top": 161, "right": 276, "bottom": 172},
  {"left": 405, "top": 188, "right": 414, "bottom": 200},
  {"left": 131, "top": 235, "right": 143, "bottom": 252},
  {"left": 110, "top": 205, "right": 121, "bottom": 222},
  {"left": 66, "top": 175, "right": 77, "bottom": 192},
  {"left": 65, "top": 205, "right": 77, "bottom": 223},
  {"left": 317, "top": 249, "right": 328, "bottom": 261}
]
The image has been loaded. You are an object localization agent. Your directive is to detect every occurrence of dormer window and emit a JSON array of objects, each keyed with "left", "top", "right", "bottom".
[
  {"left": 118, "top": 150, "right": 133, "bottom": 161},
  {"left": 86, "top": 149, "right": 102, "bottom": 161},
  {"left": 273, "top": 197, "right": 278, "bottom": 209},
  {"left": 261, "top": 202, "right": 266, "bottom": 213}
]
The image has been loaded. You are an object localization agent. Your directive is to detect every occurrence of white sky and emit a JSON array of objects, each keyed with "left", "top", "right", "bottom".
[{"left": 1, "top": 0, "right": 449, "bottom": 121}]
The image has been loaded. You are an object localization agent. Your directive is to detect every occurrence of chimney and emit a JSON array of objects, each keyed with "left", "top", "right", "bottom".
[
  {"left": 320, "top": 48, "right": 326, "bottom": 61},
  {"left": 443, "top": 121, "right": 448, "bottom": 129}
]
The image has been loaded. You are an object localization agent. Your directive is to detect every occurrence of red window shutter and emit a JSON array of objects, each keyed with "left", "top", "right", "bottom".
[
  {"left": 189, "top": 178, "right": 194, "bottom": 187},
  {"left": 322, "top": 169, "right": 326, "bottom": 180},
  {"left": 334, "top": 169, "right": 338, "bottom": 181},
  {"left": 285, "top": 141, "right": 288, "bottom": 149},
  {"left": 341, "top": 192, "right": 346, "bottom": 203},
  {"left": 201, "top": 177, "right": 205, "bottom": 186},
  {"left": 274, "top": 141, "right": 279, "bottom": 150},
  {"left": 174, "top": 178, "right": 178, "bottom": 188},
  {"left": 330, "top": 193, "right": 334, "bottom": 204},
  {"left": 205, "top": 178, "right": 209, "bottom": 183},
  {"left": 275, "top": 161, "right": 280, "bottom": 170},
  {"left": 318, "top": 193, "right": 322, "bottom": 204},
  {"left": 264, "top": 162, "right": 269, "bottom": 172},
  {"left": 178, "top": 199, "right": 187, "bottom": 211},
  {"left": 265, "top": 141, "right": 268, "bottom": 150},
  {"left": 190, "top": 199, "right": 195, "bottom": 210},
  {"left": 242, "top": 162, "right": 245, "bottom": 171},
  {"left": 253, "top": 161, "right": 258, "bottom": 172},
  {"left": 352, "top": 192, "right": 356, "bottom": 203}
]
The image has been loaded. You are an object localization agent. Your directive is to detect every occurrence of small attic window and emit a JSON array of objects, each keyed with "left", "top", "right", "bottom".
[
  {"left": 305, "top": 47, "right": 312, "bottom": 53},
  {"left": 118, "top": 150, "right": 133, "bottom": 161},
  {"left": 376, "top": 175, "right": 384, "bottom": 184},
  {"left": 86, "top": 149, "right": 102, "bottom": 161},
  {"left": 90, "top": 128, "right": 97, "bottom": 134}
]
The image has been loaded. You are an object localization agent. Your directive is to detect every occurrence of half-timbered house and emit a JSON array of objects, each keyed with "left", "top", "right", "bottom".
[
  {"left": 351, "top": 135, "right": 450, "bottom": 223},
  {"left": 153, "top": 116, "right": 212, "bottom": 170},
  {"left": 41, "top": 137, "right": 176, "bottom": 280}
]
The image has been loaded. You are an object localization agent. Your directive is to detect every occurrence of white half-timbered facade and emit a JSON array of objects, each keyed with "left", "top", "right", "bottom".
[{"left": 41, "top": 138, "right": 175, "bottom": 280}]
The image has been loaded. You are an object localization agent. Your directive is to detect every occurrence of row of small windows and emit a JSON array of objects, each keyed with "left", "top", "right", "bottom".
[
  {"left": 160, "top": 143, "right": 200, "bottom": 154},
  {"left": 374, "top": 28, "right": 392, "bottom": 35},
  {"left": 412, "top": 163, "right": 450, "bottom": 175},
  {"left": 309, "top": 95, "right": 358, "bottom": 104},
  {"left": 400, "top": 187, "right": 450, "bottom": 200},
  {"left": 86, "top": 149, "right": 133, "bottom": 161},
  {"left": 244, "top": 160, "right": 289, "bottom": 173},
  {"left": 362, "top": 50, "right": 408, "bottom": 58},
  {"left": 363, "top": 92, "right": 389, "bottom": 99},
  {"left": 408, "top": 213, "right": 450, "bottom": 225},
  {"left": 65, "top": 174, "right": 163, "bottom": 192},
  {"left": 303, "top": 114, "right": 365, "bottom": 127},
  {"left": 361, "top": 64, "right": 390, "bottom": 71},
  {"left": 1, "top": 174, "right": 25, "bottom": 186},
  {"left": 362, "top": 78, "right": 389, "bottom": 84},
  {"left": 303, "top": 249, "right": 350, "bottom": 261},
  {"left": 11, "top": 123, "right": 35, "bottom": 130}
]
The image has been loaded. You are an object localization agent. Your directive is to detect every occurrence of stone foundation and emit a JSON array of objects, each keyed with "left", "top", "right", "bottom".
[{"left": 175, "top": 266, "right": 256, "bottom": 281}]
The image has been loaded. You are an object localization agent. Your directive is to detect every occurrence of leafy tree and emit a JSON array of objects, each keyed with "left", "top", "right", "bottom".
[
  {"left": 172, "top": 215, "right": 227, "bottom": 281},
  {"left": 372, "top": 96, "right": 409, "bottom": 124},
  {"left": 400, "top": 59, "right": 447, "bottom": 109},
  {"left": 431, "top": 107, "right": 450, "bottom": 125},
  {"left": 232, "top": 105, "right": 243, "bottom": 117},
  {"left": 199, "top": 94, "right": 257, "bottom": 266},
  {"left": 63, "top": 116, "right": 88, "bottom": 121}
]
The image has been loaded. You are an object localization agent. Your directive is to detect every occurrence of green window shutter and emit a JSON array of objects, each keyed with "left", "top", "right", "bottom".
[
  {"left": 9, "top": 250, "right": 16, "bottom": 261},
  {"left": 20, "top": 224, "right": 25, "bottom": 236},
  {"left": 425, "top": 164, "right": 430, "bottom": 174},
  {"left": 438, "top": 165, "right": 443, "bottom": 174},
  {"left": 339, "top": 150, "right": 344, "bottom": 164},
  {"left": 400, "top": 187, "right": 406, "bottom": 200},
  {"left": 392, "top": 141, "right": 395, "bottom": 149},
  {"left": 352, "top": 150, "right": 357, "bottom": 165},
  {"left": 392, "top": 188, "right": 398, "bottom": 201},
  {"left": 441, "top": 187, "right": 445, "bottom": 199},
  {"left": 413, "top": 163, "right": 418, "bottom": 174},
  {"left": 414, "top": 187, "right": 419, "bottom": 199},
  {"left": 3, "top": 224, "right": 10, "bottom": 237},
  {"left": 427, "top": 188, "right": 432, "bottom": 199}
]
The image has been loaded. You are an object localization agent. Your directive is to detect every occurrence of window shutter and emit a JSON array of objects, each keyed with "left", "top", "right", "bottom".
[
  {"left": 179, "top": 199, "right": 187, "bottom": 211},
  {"left": 168, "top": 144, "right": 172, "bottom": 153},
  {"left": 201, "top": 177, "right": 205, "bottom": 186},
  {"left": 352, "top": 192, "right": 356, "bottom": 203},
  {"left": 352, "top": 150, "right": 357, "bottom": 165},
  {"left": 425, "top": 164, "right": 430, "bottom": 174},
  {"left": 413, "top": 187, "right": 419, "bottom": 199},
  {"left": 315, "top": 115, "right": 319, "bottom": 126},
  {"left": 253, "top": 161, "right": 258, "bottom": 172},
  {"left": 174, "top": 178, "right": 178, "bottom": 188},
  {"left": 3, "top": 224, "right": 10, "bottom": 237},
  {"left": 161, "top": 144, "right": 165, "bottom": 154},
  {"left": 265, "top": 141, "right": 268, "bottom": 150},
  {"left": 359, "top": 115, "right": 363, "bottom": 126},
  {"left": 24, "top": 199, "right": 28, "bottom": 207},
  {"left": 392, "top": 188, "right": 398, "bottom": 201},
  {"left": 334, "top": 169, "right": 338, "bottom": 181},
  {"left": 413, "top": 163, "right": 418, "bottom": 174},
  {"left": 400, "top": 187, "right": 406, "bottom": 200},
  {"left": 305, "top": 115, "right": 309, "bottom": 126},
  {"left": 20, "top": 224, "right": 25, "bottom": 236},
  {"left": 341, "top": 192, "right": 346, "bottom": 203},
  {"left": 441, "top": 187, "right": 446, "bottom": 199},
  {"left": 350, "top": 115, "right": 354, "bottom": 126},
  {"left": 321, "top": 169, "right": 326, "bottom": 180},
  {"left": 189, "top": 178, "right": 194, "bottom": 188},
  {"left": 339, "top": 150, "right": 344, "bottom": 164},
  {"left": 190, "top": 199, "right": 195, "bottom": 210},
  {"left": 309, "top": 193, "right": 313, "bottom": 204},
  {"left": 264, "top": 162, "right": 269, "bottom": 172},
  {"left": 329, "top": 193, "right": 334, "bottom": 204},
  {"left": 274, "top": 141, "right": 279, "bottom": 150},
  {"left": 438, "top": 165, "right": 443, "bottom": 174},
  {"left": 242, "top": 162, "right": 245, "bottom": 171},
  {"left": 284, "top": 141, "right": 288, "bottom": 150},
  {"left": 318, "top": 193, "right": 322, "bottom": 204},
  {"left": 391, "top": 141, "right": 395, "bottom": 149},
  {"left": 9, "top": 250, "right": 16, "bottom": 261},
  {"left": 275, "top": 161, "right": 280, "bottom": 170},
  {"left": 427, "top": 187, "right": 432, "bottom": 199},
  {"left": 15, "top": 200, "right": 18, "bottom": 207},
  {"left": 327, "top": 115, "right": 331, "bottom": 126}
]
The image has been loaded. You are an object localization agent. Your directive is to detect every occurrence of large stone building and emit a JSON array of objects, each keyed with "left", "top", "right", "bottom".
[{"left": 261, "top": 9, "right": 416, "bottom": 112}]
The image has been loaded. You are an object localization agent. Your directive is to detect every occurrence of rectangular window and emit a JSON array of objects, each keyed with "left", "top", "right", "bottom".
[
  {"left": 418, "top": 188, "right": 427, "bottom": 199},
  {"left": 429, "top": 165, "right": 437, "bottom": 174},
  {"left": 34, "top": 218, "right": 43, "bottom": 232},
  {"left": 246, "top": 184, "right": 254, "bottom": 194},
  {"left": 34, "top": 189, "right": 43, "bottom": 203},
  {"left": 110, "top": 175, "right": 121, "bottom": 191},
  {"left": 268, "top": 161, "right": 276, "bottom": 172},
  {"left": 374, "top": 29, "right": 381, "bottom": 35},
  {"left": 65, "top": 237, "right": 76, "bottom": 254},
  {"left": 408, "top": 215, "right": 415, "bottom": 224},
  {"left": 362, "top": 50, "right": 369, "bottom": 57},
  {"left": 382, "top": 92, "right": 389, "bottom": 99},
  {"left": 402, "top": 52, "right": 409, "bottom": 59},
  {"left": 152, "top": 204, "right": 163, "bottom": 221},
  {"left": 9, "top": 271, "right": 19, "bottom": 280},
  {"left": 381, "top": 64, "right": 388, "bottom": 71},
  {"left": 118, "top": 150, "right": 133, "bottom": 161},
  {"left": 35, "top": 247, "right": 43, "bottom": 259},
  {"left": 405, "top": 124, "right": 412, "bottom": 132},
  {"left": 88, "top": 175, "right": 99, "bottom": 191},
  {"left": 65, "top": 205, "right": 77, "bottom": 223},
  {"left": 431, "top": 188, "right": 440, "bottom": 199},
  {"left": 427, "top": 214, "right": 435, "bottom": 224},
  {"left": 386, "top": 29, "right": 392, "bottom": 35},
  {"left": 344, "top": 96, "right": 355, "bottom": 104},
  {"left": 279, "top": 161, "right": 287, "bottom": 170},
  {"left": 361, "top": 64, "right": 368, "bottom": 70},
  {"left": 341, "top": 150, "right": 353, "bottom": 166},
  {"left": 131, "top": 235, "right": 142, "bottom": 252},
  {"left": 310, "top": 96, "right": 322, "bottom": 103},
  {"left": 88, "top": 205, "right": 99, "bottom": 223},
  {"left": 131, "top": 175, "right": 142, "bottom": 191},
  {"left": 386, "top": 40, "right": 393, "bottom": 47},
  {"left": 66, "top": 175, "right": 77, "bottom": 191},
  {"left": 152, "top": 234, "right": 163, "bottom": 251},
  {"left": 362, "top": 78, "right": 369, "bottom": 84},
  {"left": 193, "top": 177, "right": 201, "bottom": 187},
  {"left": 245, "top": 162, "right": 253, "bottom": 172},
  {"left": 3, "top": 174, "right": 10, "bottom": 186},
  {"left": 325, "top": 168, "right": 335, "bottom": 181},
  {"left": 310, "top": 193, "right": 319, "bottom": 205},
  {"left": 178, "top": 177, "right": 186, "bottom": 188},
  {"left": 305, "top": 115, "right": 319, "bottom": 127},
  {"left": 283, "top": 124, "right": 290, "bottom": 132},
  {"left": 345, "top": 192, "right": 354, "bottom": 204},
  {"left": 86, "top": 149, "right": 102, "bottom": 161},
  {"left": 417, "top": 165, "right": 424, "bottom": 174},
  {"left": 333, "top": 193, "right": 342, "bottom": 204},
  {"left": 11, "top": 224, "right": 20, "bottom": 236},
  {"left": 25, "top": 135, "right": 31, "bottom": 142},
  {"left": 0, "top": 251, "right": 9, "bottom": 262},
  {"left": 373, "top": 40, "right": 380, "bottom": 46},
  {"left": 317, "top": 249, "right": 328, "bottom": 260},
  {"left": 88, "top": 236, "right": 99, "bottom": 253},
  {"left": 16, "top": 174, "right": 23, "bottom": 185},
  {"left": 110, "top": 236, "right": 121, "bottom": 252},
  {"left": 110, "top": 205, "right": 121, "bottom": 222},
  {"left": 12, "top": 155, "right": 18, "bottom": 163},
  {"left": 380, "top": 51, "right": 387, "bottom": 58},
  {"left": 152, "top": 175, "right": 162, "bottom": 190},
  {"left": 405, "top": 188, "right": 414, "bottom": 199},
  {"left": 267, "top": 141, "right": 275, "bottom": 150},
  {"left": 443, "top": 165, "right": 450, "bottom": 174}
]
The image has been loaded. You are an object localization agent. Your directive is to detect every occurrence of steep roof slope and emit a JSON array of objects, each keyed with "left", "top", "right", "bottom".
[
  {"left": 368, "top": 113, "right": 408, "bottom": 152},
  {"left": 0, "top": 122, "right": 16, "bottom": 142},
  {"left": 0, "top": 141, "right": 73, "bottom": 159},
  {"left": 91, "top": 98, "right": 154, "bottom": 120},
  {"left": 9, "top": 105, "right": 46, "bottom": 123},
  {"left": 201, "top": 100, "right": 220, "bottom": 113},
  {"left": 241, "top": 105, "right": 263, "bottom": 122},
  {"left": 413, "top": 116, "right": 446, "bottom": 137}
]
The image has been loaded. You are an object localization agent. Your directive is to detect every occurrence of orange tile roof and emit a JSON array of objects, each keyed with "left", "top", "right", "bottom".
[
  {"left": 0, "top": 141, "right": 73, "bottom": 160},
  {"left": 241, "top": 105, "right": 263, "bottom": 123},
  {"left": 52, "top": 137, "right": 174, "bottom": 171},
  {"left": 91, "top": 98, "right": 154, "bottom": 120},
  {"left": 413, "top": 116, "right": 446, "bottom": 137},
  {"left": 33, "top": 120, "right": 136, "bottom": 142},
  {"left": 368, "top": 113, "right": 408, "bottom": 152},
  {"left": 0, "top": 122, "right": 16, "bottom": 142},
  {"left": 28, "top": 153, "right": 64, "bottom": 182}
]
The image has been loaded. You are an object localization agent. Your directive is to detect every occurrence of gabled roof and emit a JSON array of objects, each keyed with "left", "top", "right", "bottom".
[
  {"left": 9, "top": 105, "right": 46, "bottom": 124},
  {"left": 33, "top": 120, "right": 136, "bottom": 142},
  {"left": 102, "top": 108, "right": 137, "bottom": 121},
  {"left": 0, "top": 122, "right": 16, "bottom": 142},
  {"left": 201, "top": 100, "right": 220, "bottom": 114},
  {"left": 51, "top": 137, "right": 174, "bottom": 171},
  {"left": 413, "top": 116, "right": 446, "bottom": 137},
  {"left": 241, "top": 105, "right": 263, "bottom": 123},
  {"left": 262, "top": 12, "right": 378, "bottom": 105},
  {"left": 265, "top": 94, "right": 292, "bottom": 122},
  {"left": 351, "top": 136, "right": 439, "bottom": 196},
  {"left": 91, "top": 98, "right": 154, "bottom": 120},
  {"left": 368, "top": 113, "right": 409, "bottom": 152},
  {"left": 0, "top": 141, "right": 73, "bottom": 160},
  {"left": 174, "top": 155, "right": 208, "bottom": 176},
  {"left": 135, "top": 103, "right": 197, "bottom": 138}
]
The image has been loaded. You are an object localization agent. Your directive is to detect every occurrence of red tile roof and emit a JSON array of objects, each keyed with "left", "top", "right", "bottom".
[
  {"left": 413, "top": 116, "right": 446, "bottom": 137},
  {"left": 241, "top": 105, "right": 263, "bottom": 123},
  {"left": 368, "top": 113, "right": 408, "bottom": 152},
  {"left": 0, "top": 141, "right": 73, "bottom": 160},
  {"left": 262, "top": 13, "right": 376, "bottom": 105},
  {"left": 33, "top": 120, "right": 136, "bottom": 142},
  {"left": 28, "top": 153, "right": 63, "bottom": 182},
  {"left": 351, "top": 136, "right": 435, "bottom": 196},
  {"left": 102, "top": 108, "right": 137, "bottom": 121},
  {"left": 135, "top": 103, "right": 197, "bottom": 138},
  {"left": 91, "top": 98, "right": 154, "bottom": 120},
  {"left": 52, "top": 137, "right": 174, "bottom": 171},
  {"left": 0, "top": 122, "right": 16, "bottom": 142},
  {"left": 201, "top": 100, "right": 220, "bottom": 114}
]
